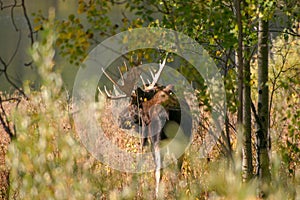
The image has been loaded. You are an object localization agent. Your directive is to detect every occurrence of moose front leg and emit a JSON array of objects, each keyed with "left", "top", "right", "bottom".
[
  {"left": 148, "top": 105, "right": 168, "bottom": 197},
  {"left": 148, "top": 125, "right": 163, "bottom": 197},
  {"left": 152, "top": 141, "right": 162, "bottom": 197}
]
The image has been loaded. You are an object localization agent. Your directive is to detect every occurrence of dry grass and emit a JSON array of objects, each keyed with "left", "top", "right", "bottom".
[
  {"left": 0, "top": 92, "right": 298, "bottom": 199},
  {"left": 0, "top": 89, "right": 229, "bottom": 199},
  {"left": 0, "top": 122, "right": 10, "bottom": 199},
  {"left": 0, "top": 95, "right": 17, "bottom": 199}
]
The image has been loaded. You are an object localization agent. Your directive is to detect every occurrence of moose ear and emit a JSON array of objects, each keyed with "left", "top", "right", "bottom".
[{"left": 164, "top": 84, "right": 174, "bottom": 92}]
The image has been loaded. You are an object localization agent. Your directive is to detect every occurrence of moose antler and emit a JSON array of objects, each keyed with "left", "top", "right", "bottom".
[
  {"left": 144, "top": 54, "right": 168, "bottom": 91},
  {"left": 101, "top": 54, "right": 168, "bottom": 99},
  {"left": 101, "top": 62, "right": 142, "bottom": 99}
]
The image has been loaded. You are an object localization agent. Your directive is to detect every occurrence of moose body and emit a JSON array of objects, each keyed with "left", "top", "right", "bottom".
[{"left": 118, "top": 84, "right": 192, "bottom": 195}]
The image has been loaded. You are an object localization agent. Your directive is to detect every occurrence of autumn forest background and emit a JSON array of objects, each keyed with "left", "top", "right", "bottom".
[{"left": 0, "top": 0, "right": 299, "bottom": 199}]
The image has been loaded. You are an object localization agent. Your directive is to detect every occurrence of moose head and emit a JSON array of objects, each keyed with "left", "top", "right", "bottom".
[{"left": 100, "top": 58, "right": 192, "bottom": 196}]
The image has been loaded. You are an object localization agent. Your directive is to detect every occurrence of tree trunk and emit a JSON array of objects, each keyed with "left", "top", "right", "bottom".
[
  {"left": 256, "top": 15, "right": 271, "bottom": 195},
  {"left": 241, "top": 0, "right": 253, "bottom": 181},
  {"left": 235, "top": 0, "right": 253, "bottom": 181},
  {"left": 235, "top": 0, "right": 243, "bottom": 129},
  {"left": 243, "top": 52, "right": 253, "bottom": 181}
]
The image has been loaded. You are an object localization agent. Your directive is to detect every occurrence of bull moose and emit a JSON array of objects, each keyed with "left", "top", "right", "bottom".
[{"left": 100, "top": 58, "right": 192, "bottom": 196}]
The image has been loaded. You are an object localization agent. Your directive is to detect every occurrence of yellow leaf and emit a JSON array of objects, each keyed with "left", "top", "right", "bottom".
[{"left": 34, "top": 24, "right": 42, "bottom": 32}]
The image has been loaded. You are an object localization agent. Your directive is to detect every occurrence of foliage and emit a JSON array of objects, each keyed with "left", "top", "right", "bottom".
[
  {"left": 33, "top": 0, "right": 117, "bottom": 66},
  {"left": 7, "top": 9, "right": 99, "bottom": 199},
  {"left": 269, "top": 35, "right": 300, "bottom": 178}
]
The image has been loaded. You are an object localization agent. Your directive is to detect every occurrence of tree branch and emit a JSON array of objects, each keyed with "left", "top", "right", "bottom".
[
  {"left": 0, "top": 95, "right": 16, "bottom": 140},
  {"left": 21, "top": 0, "right": 34, "bottom": 46}
]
